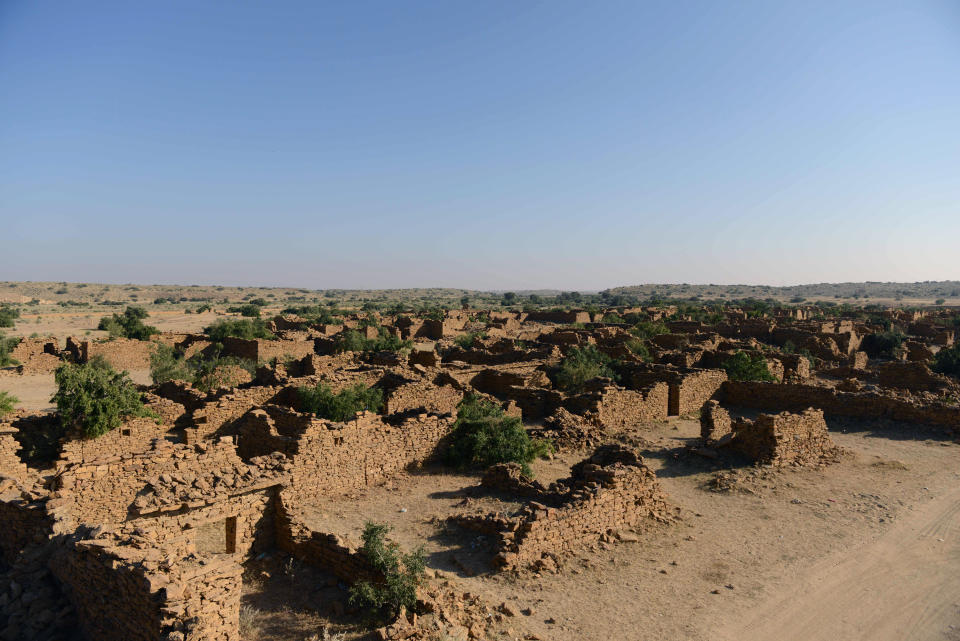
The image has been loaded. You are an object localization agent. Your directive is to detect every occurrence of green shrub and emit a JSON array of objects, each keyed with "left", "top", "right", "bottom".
[
  {"left": 226, "top": 303, "right": 262, "bottom": 317},
  {"left": 601, "top": 312, "right": 623, "bottom": 323},
  {"left": 149, "top": 343, "right": 192, "bottom": 384},
  {"left": 349, "top": 522, "right": 426, "bottom": 621},
  {"left": 189, "top": 354, "right": 256, "bottom": 393},
  {"left": 0, "top": 305, "right": 21, "bottom": 328},
  {"left": 555, "top": 345, "right": 617, "bottom": 392},
  {"left": 204, "top": 318, "right": 275, "bottom": 341},
  {"left": 52, "top": 358, "right": 157, "bottom": 438},
  {"left": 626, "top": 338, "right": 652, "bottom": 361},
  {"left": 446, "top": 395, "right": 551, "bottom": 476},
  {"left": 630, "top": 321, "right": 668, "bottom": 340},
  {"left": 861, "top": 329, "right": 906, "bottom": 359},
  {"left": 0, "top": 333, "right": 21, "bottom": 367},
  {"left": 298, "top": 383, "right": 384, "bottom": 421},
  {"left": 722, "top": 351, "right": 776, "bottom": 382},
  {"left": 333, "top": 328, "right": 411, "bottom": 354},
  {"left": 97, "top": 306, "right": 158, "bottom": 340},
  {"left": 0, "top": 391, "right": 17, "bottom": 417},
  {"left": 932, "top": 344, "right": 960, "bottom": 378},
  {"left": 454, "top": 331, "right": 487, "bottom": 349}
]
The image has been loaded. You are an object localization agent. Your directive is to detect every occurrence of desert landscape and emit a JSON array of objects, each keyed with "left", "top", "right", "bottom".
[
  {"left": 4, "top": 2, "right": 958, "bottom": 639},
  {"left": 1, "top": 284, "right": 959, "bottom": 641}
]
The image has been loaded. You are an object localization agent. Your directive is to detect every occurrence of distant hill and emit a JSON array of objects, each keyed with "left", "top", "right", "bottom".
[
  {"left": 1, "top": 280, "right": 958, "bottom": 308},
  {"left": 604, "top": 281, "right": 960, "bottom": 304}
]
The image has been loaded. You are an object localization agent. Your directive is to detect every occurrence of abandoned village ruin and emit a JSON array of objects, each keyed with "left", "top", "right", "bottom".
[{"left": 1, "top": 300, "right": 959, "bottom": 641}]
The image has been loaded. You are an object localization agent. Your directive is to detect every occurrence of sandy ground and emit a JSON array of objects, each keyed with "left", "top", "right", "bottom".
[
  {"left": 0, "top": 370, "right": 152, "bottom": 411},
  {"left": 295, "top": 417, "right": 960, "bottom": 641},
  {"left": 5, "top": 308, "right": 228, "bottom": 345}
]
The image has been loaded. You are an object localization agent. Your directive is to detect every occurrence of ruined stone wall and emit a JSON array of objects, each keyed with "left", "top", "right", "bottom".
[
  {"left": 383, "top": 379, "right": 462, "bottom": 416},
  {"left": 81, "top": 338, "right": 156, "bottom": 370},
  {"left": 51, "top": 539, "right": 162, "bottom": 641},
  {"left": 0, "top": 497, "right": 51, "bottom": 564},
  {"left": 286, "top": 412, "right": 452, "bottom": 501},
  {"left": 565, "top": 383, "right": 670, "bottom": 427},
  {"left": 0, "top": 428, "right": 29, "bottom": 481},
  {"left": 274, "top": 492, "right": 379, "bottom": 584},
  {"left": 673, "top": 369, "right": 727, "bottom": 416},
  {"left": 719, "top": 381, "right": 960, "bottom": 432},
  {"left": 456, "top": 446, "right": 672, "bottom": 571},
  {"left": 51, "top": 534, "right": 243, "bottom": 641},
  {"left": 9, "top": 337, "right": 62, "bottom": 373},
  {"left": 524, "top": 310, "right": 591, "bottom": 324},
  {"left": 57, "top": 417, "right": 171, "bottom": 467},
  {"left": 873, "top": 361, "right": 955, "bottom": 394},
  {"left": 50, "top": 440, "right": 285, "bottom": 532},
  {"left": 699, "top": 400, "right": 732, "bottom": 442},
  {"left": 152, "top": 381, "right": 209, "bottom": 412},
  {"left": 255, "top": 339, "right": 317, "bottom": 363},
  {"left": 143, "top": 393, "right": 188, "bottom": 427},
  {"left": 189, "top": 386, "right": 280, "bottom": 441},
  {"left": 730, "top": 409, "right": 839, "bottom": 466}
]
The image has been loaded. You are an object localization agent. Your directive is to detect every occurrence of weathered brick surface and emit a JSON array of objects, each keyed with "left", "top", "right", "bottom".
[
  {"left": 451, "top": 445, "right": 672, "bottom": 571},
  {"left": 727, "top": 409, "right": 841, "bottom": 466}
]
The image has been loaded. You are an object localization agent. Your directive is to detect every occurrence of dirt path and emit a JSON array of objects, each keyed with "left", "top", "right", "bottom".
[{"left": 729, "top": 485, "right": 960, "bottom": 641}]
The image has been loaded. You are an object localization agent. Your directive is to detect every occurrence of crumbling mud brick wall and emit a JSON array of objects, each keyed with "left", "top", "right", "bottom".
[
  {"left": 0, "top": 428, "right": 29, "bottom": 481},
  {"left": 152, "top": 381, "right": 209, "bottom": 412},
  {"left": 565, "top": 383, "right": 670, "bottom": 427},
  {"left": 80, "top": 338, "right": 156, "bottom": 370},
  {"left": 142, "top": 392, "right": 189, "bottom": 427},
  {"left": 57, "top": 416, "right": 171, "bottom": 466},
  {"left": 699, "top": 400, "right": 732, "bottom": 442},
  {"left": 285, "top": 411, "right": 452, "bottom": 501},
  {"left": 524, "top": 310, "right": 591, "bottom": 324},
  {"left": 0, "top": 494, "right": 52, "bottom": 564},
  {"left": 49, "top": 439, "right": 286, "bottom": 535},
  {"left": 8, "top": 337, "right": 62, "bottom": 373},
  {"left": 452, "top": 446, "right": 672, "bottom": 571},
  {"left": 51, "top": 538, "right": 163, "bottom": 641},
  {"left": 725, "top": 409, "right": 840, "bottom": 466},
  {"left": 719, "top": 381, "right": 960, "bottom": 433},
  {"left": 188, "top": 385, "right": 280, "bottom": 441},
  {"left": 622, "top": 365, "right": 727, "bottom": 416},
  {"left": 274, "top": 491, "right": 379, "bottom": 584},
  {"left": 382, "top": 379, "right": 463, "bottom": 416},
  {"left": 873, "top": 361, "right": 956, "bottom": 394},
  {"left": 51, "top": 532, "right": 243, "bottom": 641}
]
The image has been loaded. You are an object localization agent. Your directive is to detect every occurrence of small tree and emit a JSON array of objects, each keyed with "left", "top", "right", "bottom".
[
  {"left": 555, "top": 344, "right": 617, "bottom": 392},
  {"left": 52, "top": 358, "right": 157, "bottom": 438},
  {"left": 298, "top": 383, "right": 384, "bottom": 421},
  {"left": 626, "top": 338, "right": 652, "bottom": 361},
  {"left": 861, "top": 329, "right": 906, "bottom": 359},
  {"left": 722, "top": 351, "right": 776, "bottom": 382},
  {"left": 446, "top": 395, "right": 550, "bottom": 475},
  {"left": 630, "top": 321, "right": 668, "bottom": 340},
  {"left": 149, "top": 343, "right": 192, "bottom": 384},
  {"left": 0, "top": 333, "right": 21, "bottom": 367},
  {"left": 98, "top": 306, "right": 158, "bottom": 340},
  {"left": 935, "top": 298, "right": 946, "bottom": 306},
  {"left": 454, "top": 331, "right": 486, "bottom": 349},
  {"left": 932, "top": 344, "right": 960, "bottom": 378},
  {"left": 204, "top": 318, "right": 275, "bottom": 341},
  {"left": 0, "top": 305, "right": 20, "bottom": 328},
  {"left": 0, "top": 391, "right": 17, "bottom": 418},
  {"left": 349, "top": 522, "right": 426, "bottom": 620}
]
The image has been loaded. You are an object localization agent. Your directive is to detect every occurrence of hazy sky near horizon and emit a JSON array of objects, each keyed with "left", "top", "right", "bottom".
[{"left": 2, "top": 1, "right": 959, "bottom": 291}]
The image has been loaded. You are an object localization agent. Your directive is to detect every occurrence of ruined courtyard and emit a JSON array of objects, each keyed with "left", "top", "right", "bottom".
[{"left": 2, "top": 296, "right": 959, "bottom": 641}]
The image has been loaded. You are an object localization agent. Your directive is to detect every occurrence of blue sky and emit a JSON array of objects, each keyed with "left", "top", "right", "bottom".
[{"left": 2, "top": 0, "right": 958, "bottom": 290}]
